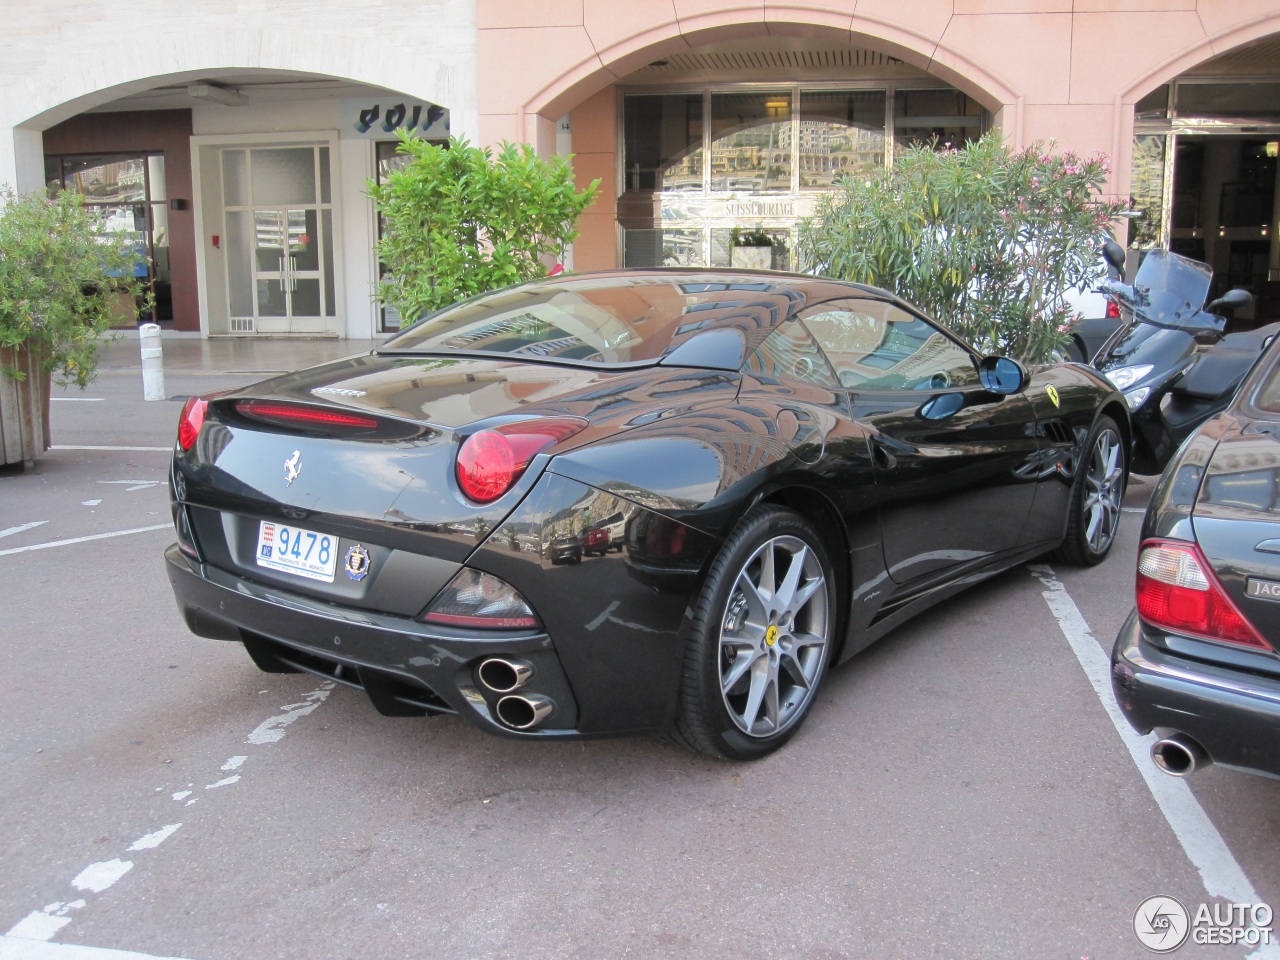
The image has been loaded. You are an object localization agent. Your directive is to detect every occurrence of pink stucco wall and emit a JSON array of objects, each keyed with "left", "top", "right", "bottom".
[{"left": 477, "top": 0, "right": 1280, "bottom": 269}]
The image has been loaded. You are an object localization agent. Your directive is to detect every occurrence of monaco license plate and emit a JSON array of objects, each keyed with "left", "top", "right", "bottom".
[{"left": 255, "top": 521, "right": 338, "bottom": 582}]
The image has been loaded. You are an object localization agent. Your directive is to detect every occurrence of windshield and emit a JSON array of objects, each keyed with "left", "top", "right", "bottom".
[
  {"left": 1128, "top": 250, "right": 1213, "bottom": 328},
  {"left": 380, "top": 274, "right": 806, "bottom": 365}
]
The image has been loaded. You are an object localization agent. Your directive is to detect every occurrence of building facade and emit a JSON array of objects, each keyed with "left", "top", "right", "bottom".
[{"left": 2, "top": 1, "right": 1280, "bottom": 339}]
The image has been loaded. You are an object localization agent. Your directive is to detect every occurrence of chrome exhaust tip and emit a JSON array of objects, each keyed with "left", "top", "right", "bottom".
[
  {"left": 495, "top": 694, "right": 555, "bottom": 730},
  {"left": 477, "top": 657, "right": 534, "bottom": 694},
  {"left": 1151, "top": 734, "right": 1211, "bottom": 777}
]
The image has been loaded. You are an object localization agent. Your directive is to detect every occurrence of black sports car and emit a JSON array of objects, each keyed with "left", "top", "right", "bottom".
[
  {"left": 166, "top": 270, "right": 1129, "bottom": 759},
  {"left": 1112, "top": 332, "right": 1280, "bottom": 779}
]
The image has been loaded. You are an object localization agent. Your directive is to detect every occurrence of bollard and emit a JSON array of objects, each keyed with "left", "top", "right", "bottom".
[{"left": 139, "top": 322, "right": 165, "bottom": 401}]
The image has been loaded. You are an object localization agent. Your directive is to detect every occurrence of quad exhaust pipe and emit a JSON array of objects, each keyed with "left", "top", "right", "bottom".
[
  {"left": 496, "top": 694, "right": 555, "bottom": 730},
  {"left": 1151, "top": 734, "right": 1212, "bottom": 777},
  {"left": 477, "top": 657, "right": 534, "bottom": 694}
]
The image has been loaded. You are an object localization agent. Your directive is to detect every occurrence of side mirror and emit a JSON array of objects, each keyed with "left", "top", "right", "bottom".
[
  {"left": 1206, "top": 288, "right": 1253, "bottom": 314},
  {"left": 1103, "top": 240, "right": 1126, "bottom": 274},
  {"left": 978, "top": 356, "right": 1029, "bottom": 395}
]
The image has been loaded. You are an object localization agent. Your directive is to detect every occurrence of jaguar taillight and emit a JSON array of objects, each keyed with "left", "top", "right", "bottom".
[
  {"left": 1135, "top": 539, "right": 1271, "bottom": 650},
  {"left": 455, "top": 418, "right": 587, "bottom": 503}
]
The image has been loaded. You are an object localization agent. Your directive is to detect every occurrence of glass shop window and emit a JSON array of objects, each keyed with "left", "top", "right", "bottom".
[
  {"left": 45, "top": 153, "right": 170, "bottom": 322},
  {"left": 894, "top": 89, "right": 983, "bottom": 152},
  {"left": 623, "top": 93, "right": 704, "bottom": 193}
]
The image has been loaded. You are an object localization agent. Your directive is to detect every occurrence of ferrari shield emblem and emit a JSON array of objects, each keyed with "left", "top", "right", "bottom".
[
  {"left": 1045, "top": 385, "right": 1060, "bottom": 408},
  {"left": 345, "top": 544, "right": 371, "bottom": 581}
]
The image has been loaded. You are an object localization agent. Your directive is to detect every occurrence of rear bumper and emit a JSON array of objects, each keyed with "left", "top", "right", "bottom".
[
  {"left": 1111, "top": 609, "right": 1280, "bottom": 778},
  {"left": 164, "top": 543, "right": 584, "bottom": 738}
]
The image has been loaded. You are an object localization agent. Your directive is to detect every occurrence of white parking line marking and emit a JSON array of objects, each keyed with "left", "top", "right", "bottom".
[
  {"left": 51, "top": 446, "right": 170, "bottom": 452},
  {"left": 0, "top": 522, "right": 47, "bottom": 540},
  {"left": 3, "top": 683, "right": 332, "bottom": 950},
  {"left": 0, "top": 525, "right": 170, "bottom": 558},
  {"left": 1031, "top": 564, "right": 1280, "bottom": 959},
  {"left": 204, "top": 775, "right": 239, "bottom": 790},
  {"left": 70, "top": 862, "right": 132, "bottom": 896},
  {"left": 0, "top": 935, "right": 192, "bottom": 958},
  {"left": 127, "top": 825, "right": 181, "bottom": 852},
  {"left": 50, "top": 398, "right": 103, "bottom": 402},
  {"left": 245, "top": 687, "right": 332, "bottom": 744},
  {"left": 81, "top": 501, "right": 102, "bottom": 507}
]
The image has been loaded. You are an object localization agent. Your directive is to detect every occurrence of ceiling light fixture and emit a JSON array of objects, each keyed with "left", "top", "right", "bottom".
[{"left": 186, "top": 83, "right": 248, "bottom": 106}]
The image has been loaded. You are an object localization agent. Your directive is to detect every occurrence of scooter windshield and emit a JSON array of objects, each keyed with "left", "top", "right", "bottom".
[{"left": 1129, "top": 249, "right": 1214, "bottom": 329}]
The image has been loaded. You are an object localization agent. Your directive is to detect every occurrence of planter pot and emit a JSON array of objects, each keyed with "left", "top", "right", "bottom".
[{"left": 0, "top": 344, "right": 51, "bottom": 468}]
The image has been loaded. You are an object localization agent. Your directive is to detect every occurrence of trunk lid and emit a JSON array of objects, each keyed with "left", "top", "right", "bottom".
[{"left": 1191, "top": 420, "right": 1280, "bottom": 649}]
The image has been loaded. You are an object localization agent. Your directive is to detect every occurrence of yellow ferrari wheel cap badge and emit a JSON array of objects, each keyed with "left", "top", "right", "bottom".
[
  {"left": 765, "top": 625, "right": 779, "bottom": 647},
  {"left": 1046, "top": 385, "right": 1060, "bottom": 408}
]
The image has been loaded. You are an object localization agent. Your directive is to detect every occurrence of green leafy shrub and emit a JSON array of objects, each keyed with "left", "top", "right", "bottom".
[
  {"left": 798, "top": 132, "right": 1127, "bottom": 362},
  {"left": 370, "top": 134, "right": 599, "bottom": 320},
  {"left": 0, "top": 187, "right": 147, "bottom": 386}
]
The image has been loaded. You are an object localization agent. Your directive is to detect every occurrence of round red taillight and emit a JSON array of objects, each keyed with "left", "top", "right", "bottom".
[
  {"left": 455, "top": 418, "right": 588, "bottom": 504},
  {"left": 456, "top": 430, "right": 518, "bottom": 503},
  {"left": 178, "top": 396, "right": 208, "bottom": 452}
]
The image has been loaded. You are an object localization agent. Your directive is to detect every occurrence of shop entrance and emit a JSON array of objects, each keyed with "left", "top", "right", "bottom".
[{"left": 216, "top": 144, "right": 337, "bottom": 334}]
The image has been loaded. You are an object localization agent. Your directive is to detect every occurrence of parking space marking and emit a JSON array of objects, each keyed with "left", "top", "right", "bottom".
[
  {"left": 0, "top": 526, "right": 170, "bottom": 558},
  {"left": 0, "top": 937, "right": 192, "bottom": 959},
  {"left": 51, "top": 447, "right": 171, "bottom": 453},
  {"left": 50, "top": 398, "right": 103, "bottom": 403},
  {"left": 3, "top": 683, "right": 332, "bottom": 953},
  {"left": 1030, "top": 564, "right": 1280, "bottom": 959},
  {"left": 0, "top": 522, "right": 47, "bottom": 540}
]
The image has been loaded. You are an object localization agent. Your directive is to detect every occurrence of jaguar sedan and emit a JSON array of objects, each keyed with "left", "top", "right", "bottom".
[
  {"left": 1112, "top": 332, "right": 1280, "bottom": 779},
  {"left": 166, "top": 270, "right": 1128, "bottom": 759}
]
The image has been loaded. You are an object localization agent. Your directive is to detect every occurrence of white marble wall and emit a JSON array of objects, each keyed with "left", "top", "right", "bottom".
[{"left": 0, "top": 0, "right": 478, "bottom": 191}]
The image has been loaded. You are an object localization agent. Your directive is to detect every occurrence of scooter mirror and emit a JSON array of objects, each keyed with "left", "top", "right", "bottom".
[
  {"left": 1206, "top": 288, "right": 1253, "bottom": 313},
  {"left": 1103, "top": 240, "right": 1126, "bottom": 273}
]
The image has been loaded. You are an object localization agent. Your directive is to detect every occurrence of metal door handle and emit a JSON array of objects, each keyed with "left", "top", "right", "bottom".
[
  {"left": 278, "top": 255, "right": 285, "bottom": 291},
  {"left": 290, "top": 255, "right": 298, "bottom": 292}
]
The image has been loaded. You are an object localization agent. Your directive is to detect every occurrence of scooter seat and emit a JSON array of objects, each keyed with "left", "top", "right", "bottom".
[{"left": 1175, "top": 347, "right": 1264, "bottom": 400}]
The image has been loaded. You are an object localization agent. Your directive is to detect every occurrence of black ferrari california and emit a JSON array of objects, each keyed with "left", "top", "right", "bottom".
[
  {"left": 166, "top": 270, "right": 1129, "bottom": 759},
  {"left": 1112, "top": 332, "right": 1280, "bottom": 780}
]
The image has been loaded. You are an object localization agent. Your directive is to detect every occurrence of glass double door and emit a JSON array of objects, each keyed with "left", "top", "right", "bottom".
[{"left": 223, "top": 146, "right": 336, "bottom": 334}]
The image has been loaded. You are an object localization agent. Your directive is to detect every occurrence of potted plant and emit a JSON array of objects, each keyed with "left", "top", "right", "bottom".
[{"left": 0, "top": 187, "right": 147, "bottom": 467}]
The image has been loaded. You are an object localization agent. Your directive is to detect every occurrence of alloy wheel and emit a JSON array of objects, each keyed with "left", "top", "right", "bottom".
[
  {"left": 718, "top": 534, "right": 830, "bottom": 738},
  {"left": 1083, "top": 427, "right": 1124, "bottom": 556}
]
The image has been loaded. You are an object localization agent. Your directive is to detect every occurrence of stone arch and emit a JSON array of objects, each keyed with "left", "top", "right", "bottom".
[
  {"left": 1122, "top": 12, "right": 1280, "bottom": 105},
  {"left": 515, "top": 10, "right": 1020, "bottom": 149}
]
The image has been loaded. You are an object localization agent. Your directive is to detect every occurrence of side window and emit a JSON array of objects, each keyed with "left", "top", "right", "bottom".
[
  {"left": 800, "top": 299, "right": 978, "bottom": 390},
  {"left": 744, "top": 318, "right": 841, "bottom": 389}
]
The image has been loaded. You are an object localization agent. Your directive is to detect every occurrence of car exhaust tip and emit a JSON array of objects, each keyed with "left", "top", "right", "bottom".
[
  {"left": 495, "top": 694, "right": 555, "bottom": 730},
  {"left": 477, "top": 657, "right": 535, "bottom": 694},
  {"left": 1151, "top": 734, "right": 1211, "bottom": 777}
]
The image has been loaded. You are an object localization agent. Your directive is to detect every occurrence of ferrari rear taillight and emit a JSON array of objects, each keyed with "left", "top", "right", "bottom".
[
  {"left": 456, "top": 418, "right": 587, "bottom": 503},
  {"left": 177, "top": 396, "right": 208, "bottom": 451},
  {"left": 420, "top": 568, "right": 540, "bottom": 629},
  {"left": 235, "top": 400, "right": 379, "bottom": 430},
  {"left": 1105, "top": 299, "right": 1121, "bottom": 320},
  {"left": 1136, "top": 539, "right": 1271, "bottom": 650}
]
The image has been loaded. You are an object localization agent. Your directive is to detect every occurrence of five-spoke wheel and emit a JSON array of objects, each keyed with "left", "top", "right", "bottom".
[{"left": 675, "top": 506, "right": 834, "bottom": 759}]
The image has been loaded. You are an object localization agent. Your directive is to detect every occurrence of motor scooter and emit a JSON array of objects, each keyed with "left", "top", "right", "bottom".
[{"left": 1091, "top": 243, "right": 1271, "bottom": 475}]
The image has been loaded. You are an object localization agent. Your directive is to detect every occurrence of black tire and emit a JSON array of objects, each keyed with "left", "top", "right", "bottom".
[
  {"left": 1050, "top": 414, "right": 1127, "bottom": 566},
  {"left": 672, "top": 506, "right": 835, "bottom": 760}
]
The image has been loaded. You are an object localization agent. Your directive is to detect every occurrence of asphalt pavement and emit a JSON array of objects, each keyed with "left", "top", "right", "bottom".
[{"left": 1, "top": 334, "right": 1278, "bottom": 959}]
